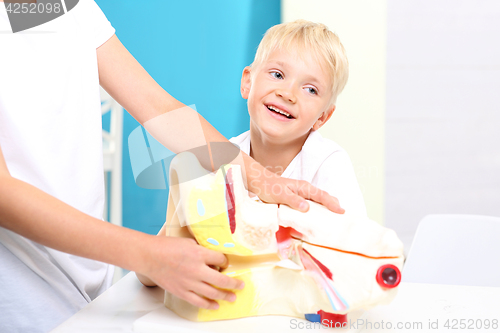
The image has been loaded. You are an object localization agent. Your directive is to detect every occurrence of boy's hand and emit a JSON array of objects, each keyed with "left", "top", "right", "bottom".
[
  {"left": 138, "top": 236, "right": 244, "bottom": 310},
  {"left": 246, "top": 158, "right": 345, "bottom": 214}
]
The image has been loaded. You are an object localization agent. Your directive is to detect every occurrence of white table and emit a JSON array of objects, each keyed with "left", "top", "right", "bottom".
[{"left": 52, "top": 273, "right": 500, "bottom": 333}]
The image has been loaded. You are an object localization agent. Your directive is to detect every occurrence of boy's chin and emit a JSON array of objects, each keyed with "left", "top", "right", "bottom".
[{"left": 256, "top": 127, "right": 309, "bottom": 146}]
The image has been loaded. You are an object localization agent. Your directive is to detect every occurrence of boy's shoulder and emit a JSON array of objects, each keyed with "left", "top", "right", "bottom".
[
  {"left": 303, "top": 130, "right": 345, "bottom": 158},
  {"left": 295, "top": 130, "right": 351, "bottom": 181},
  {"left": 229, "top": 130, "right": 251, "bottom": 155},
  {"left": 228, "top": 130, "right": 347, "bottom": 162}
]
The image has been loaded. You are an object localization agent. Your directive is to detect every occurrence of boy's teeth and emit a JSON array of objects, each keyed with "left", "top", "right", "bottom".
[{"left": 268, "top": 105, "right": 291, "bottom": 118}]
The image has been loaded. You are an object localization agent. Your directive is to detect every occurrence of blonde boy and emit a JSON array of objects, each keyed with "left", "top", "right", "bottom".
[{"left": 231, "top": 20, "right": 366, "bottom": 216}]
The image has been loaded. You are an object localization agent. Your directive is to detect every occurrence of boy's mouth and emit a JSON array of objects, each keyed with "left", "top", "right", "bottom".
[{"left": 266, "top": 105, "right": 294, "bottom": 119}]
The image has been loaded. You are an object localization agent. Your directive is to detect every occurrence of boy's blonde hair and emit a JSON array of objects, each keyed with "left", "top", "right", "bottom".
[{"left": 251, "top": 19, "right": 349, "bottom": 105}]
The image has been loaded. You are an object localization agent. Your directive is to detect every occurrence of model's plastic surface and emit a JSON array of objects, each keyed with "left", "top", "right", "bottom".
[{"left": 164, "top": 152, "right": 405, "bottom": 324}]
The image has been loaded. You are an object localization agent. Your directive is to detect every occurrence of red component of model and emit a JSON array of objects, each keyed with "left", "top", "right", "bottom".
[
  {"left": 225, "top": 168, "right": 236, "bottom": 234},
  {"left": 276, "top": 226, "right": 293, "bottom": 259},
  {"left": 318, "top": 310, "right": 347, "bottom": 328},
  {"left": 276, "top": 226, "right": 304, "bottom": 260},
  {"left": 276, "top": 226, "right": 292, "bottom": 244},
  {"left": 376, "top": 264, "right": 401, "bottom": 288},
  {"left": 303, "top": 248, "right": 333, "bottom": 280}
]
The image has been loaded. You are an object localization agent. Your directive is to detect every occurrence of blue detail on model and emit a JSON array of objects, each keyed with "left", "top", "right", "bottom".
[
  {"left": 197, "top": 199, "right": 205, "bottom": 216},
  {"left": 207, "top": 238, "right": 219, "bottom": 246},
  {"left": 305, "top": 313, "right": 321, "bottom": 323}
]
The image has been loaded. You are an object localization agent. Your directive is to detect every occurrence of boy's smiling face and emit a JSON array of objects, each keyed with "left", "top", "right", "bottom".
[{"left": 241, "top": 48, "right": 335, "bottom": 145}]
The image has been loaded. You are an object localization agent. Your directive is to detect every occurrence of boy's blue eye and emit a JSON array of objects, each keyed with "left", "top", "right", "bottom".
[
  {"left": 271, "top": 71, "right": 283, "bottom": 79},
  {"left": 306, "top": 87, "right": 317, "bottom": 95}
]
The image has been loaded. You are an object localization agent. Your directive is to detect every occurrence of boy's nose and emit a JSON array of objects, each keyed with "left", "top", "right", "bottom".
[{"left": 275, "top": 89, "right": 297, "bottom": 104}]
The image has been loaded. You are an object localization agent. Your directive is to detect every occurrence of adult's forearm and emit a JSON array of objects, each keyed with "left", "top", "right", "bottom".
[
  {"left": 0, "top": 174, "right": 150, "bottom": 273},
  {"left": 0, "top": 172, "right": 245, "bottom": 309}
]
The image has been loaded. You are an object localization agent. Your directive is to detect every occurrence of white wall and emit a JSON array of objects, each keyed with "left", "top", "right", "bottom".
[
  {"left": 282, "top": 0, "right": 387, "bottom": 224},
  {"left": 385, "top": 0, "right": 500, "bottom": 248},
  {"left": 282, "top": 1, "right": 500, "bottom": 251}
]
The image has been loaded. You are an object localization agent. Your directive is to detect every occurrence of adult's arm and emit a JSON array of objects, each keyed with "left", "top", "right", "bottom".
[
  {"left": 97, "top": 34, "right": 344, "bottom": 214},
  {"left": 0, "top": 146, "right": 242, "bottom": 310}
]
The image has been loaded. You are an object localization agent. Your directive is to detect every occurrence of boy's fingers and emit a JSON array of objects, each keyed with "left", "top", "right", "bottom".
[{"left": 203, "top": 267, "right": 245, "bottom": 291}]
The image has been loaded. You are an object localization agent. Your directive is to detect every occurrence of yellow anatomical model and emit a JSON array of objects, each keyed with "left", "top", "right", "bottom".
[{"left": 165, "top": 152, "right": 404, "bottom": 327}]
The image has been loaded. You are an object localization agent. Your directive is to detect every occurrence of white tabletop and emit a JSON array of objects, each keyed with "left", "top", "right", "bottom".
[{"left": 52, "top": 272, "right": 500, "bottom": 333}]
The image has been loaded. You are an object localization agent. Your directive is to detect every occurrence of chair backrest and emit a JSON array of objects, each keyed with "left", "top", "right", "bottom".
[{"left": 403, "top": 214, "right": 500, "bottom": 287}]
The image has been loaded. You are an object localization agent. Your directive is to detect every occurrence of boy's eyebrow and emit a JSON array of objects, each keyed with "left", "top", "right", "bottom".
[{"left": 267, "top": 60, "right": 288, "bottom": 68}]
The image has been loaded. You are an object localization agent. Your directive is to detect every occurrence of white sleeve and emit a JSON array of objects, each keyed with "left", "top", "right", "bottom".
[
  {"left": 75, "top": 0, "right": 115, "bottom": 48},
  {"left": 312, "top": 150, "right": 367, "bottom": 217}
]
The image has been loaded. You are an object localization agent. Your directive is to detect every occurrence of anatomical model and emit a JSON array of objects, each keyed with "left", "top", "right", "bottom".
[{"left": 163, "top": 152, "right": 404, "bottom": 326}]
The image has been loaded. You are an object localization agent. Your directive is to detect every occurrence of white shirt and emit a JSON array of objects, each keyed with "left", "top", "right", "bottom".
[
  {"left": 230, "top": 130, "right": 367, "bottom": 216},
  {"left": 0, "top": 1, "right": 115, "bottom": 331}
]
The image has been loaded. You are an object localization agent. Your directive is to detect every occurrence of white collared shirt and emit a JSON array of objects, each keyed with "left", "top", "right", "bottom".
[{"left": 230, "top": 130, "right": 367, "bottom": 216}]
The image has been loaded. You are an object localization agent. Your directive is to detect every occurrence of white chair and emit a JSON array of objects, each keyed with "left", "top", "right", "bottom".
[
  {"left": 101, "top": 88, "right": 125, "bottom": 283},
  {"left": 403, "top": 214, "right": 500, "bottom": 287},
  {"left": 101, "top": 87, "right": 123, "bottom": 227}
]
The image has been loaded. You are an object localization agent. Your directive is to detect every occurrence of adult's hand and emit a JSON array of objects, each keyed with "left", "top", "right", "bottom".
[
  {"left": 244, "top": 155, "right": 344, "bottom": 214},
  {"left": 136, "top": 237, "right": 244, "bottom": 310}
]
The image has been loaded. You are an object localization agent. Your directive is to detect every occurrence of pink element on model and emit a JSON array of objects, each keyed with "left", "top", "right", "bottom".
[
  {"left": 302, "top": 248, "right": 333, "bottom": 280},
  {"left": 299, "top": 248, "right": 347, "bottom": 312},
  {"left": 224, "top": 168, "right": 236, "bottom": 234}
]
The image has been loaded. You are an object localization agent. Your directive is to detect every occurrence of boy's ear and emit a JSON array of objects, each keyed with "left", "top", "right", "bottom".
[
  {"left": 312, "top": 105, "right": 336, "bottom": 131},
  {"left": 241, "top": 66, "right": 252, "bottom": 100}
]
